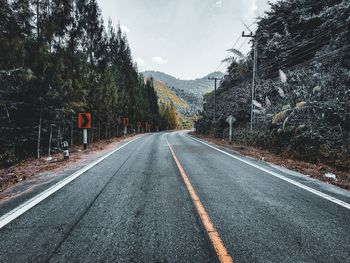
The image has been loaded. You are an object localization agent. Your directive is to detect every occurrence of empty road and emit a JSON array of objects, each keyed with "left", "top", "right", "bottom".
[{"left": 0, "top": 132, "right": 349, "bottom": 262}]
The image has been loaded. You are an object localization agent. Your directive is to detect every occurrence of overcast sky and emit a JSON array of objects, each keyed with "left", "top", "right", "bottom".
[{"left": 98, "top": 0, "right": 275, "bottom": 80}]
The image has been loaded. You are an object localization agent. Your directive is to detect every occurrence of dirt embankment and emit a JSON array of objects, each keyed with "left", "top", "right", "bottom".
[
  {"left": 0, "top": 135, "right": 139, "bottom": 194},
  {"left": 192, "top": 133, "right": 350, "bottom": 190}
]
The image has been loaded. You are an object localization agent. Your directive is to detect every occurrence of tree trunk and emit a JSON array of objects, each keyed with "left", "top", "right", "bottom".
[
  {"left": 37, "top": 109, "right": 42, "bottom": 159},
  {"left": 71, "top": 116, "right": 74, "bottom": 145}
]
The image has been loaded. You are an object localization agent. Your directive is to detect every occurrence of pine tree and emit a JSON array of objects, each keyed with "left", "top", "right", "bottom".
[{"left": 0, "top": 0, "right": 163, "bottom": 166}]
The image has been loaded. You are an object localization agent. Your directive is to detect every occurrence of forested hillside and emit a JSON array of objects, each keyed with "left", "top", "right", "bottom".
[
  {"left": 196, "top": 0, "right": 350, "bottom": 170},
  {"left": 152, "top": 80, "right": 195, "bottom": 129},
  {"left": 153, "top": 80, "right": 188, "bottom": 113},
  {"left": 0, "top": 0, "right": 162, "bottom": 167},
  {"left": 143, "top": 71, "right": 224, "bottom": 114}
]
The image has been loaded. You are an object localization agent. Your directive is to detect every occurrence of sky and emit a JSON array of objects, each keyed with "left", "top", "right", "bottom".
[{"left": 98, "top": 0, "right": 275, "bottom": 80}]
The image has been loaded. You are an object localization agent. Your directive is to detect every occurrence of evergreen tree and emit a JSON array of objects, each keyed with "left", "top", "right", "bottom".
[{"left": 0, "top": 0, "right": 162, "bottom": 167}]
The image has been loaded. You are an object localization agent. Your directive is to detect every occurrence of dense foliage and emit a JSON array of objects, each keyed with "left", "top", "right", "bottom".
[
  {"left": 159, "top": 101, "right": 178, "bottom": 130},
  {"left": 196, "top": 0, "right": 350, "bottom": 169},
  {"left": 0, "top": 0, "right": 162, "bottom": 167}
]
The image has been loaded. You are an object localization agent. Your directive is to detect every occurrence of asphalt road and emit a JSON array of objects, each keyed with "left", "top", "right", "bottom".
[{"left": 0, "top": 131, "right": 349, "bottom": 262}]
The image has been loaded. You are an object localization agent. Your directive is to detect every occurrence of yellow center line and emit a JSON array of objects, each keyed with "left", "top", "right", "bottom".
[{"left": 166, "top": 137, "right": 234, "bottom": 263}]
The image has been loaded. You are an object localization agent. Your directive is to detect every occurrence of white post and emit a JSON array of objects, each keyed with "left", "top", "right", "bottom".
[
  {"left": 48, "top": 124, "right": 53, "bottom": 158},
  {"left": 83, "top": 129, "right": 87, "bottom": 149},
  {"left": 63, "top": 141, "right": 69, "bottom": 160},
  {"left": 226, "top": 115, "right": 235, "bottom": 144},
  {"left": 251, "top": 38, "right": 257, "bottom": 131},
  {"left": 37, "top": 110, "right": 42, "bottom": 159},
  {"left": 70, "top": 116, "right": 74, "bottom": 145},
  {"left": 229, "top": 120, "right": 233, "bottom": 144}
]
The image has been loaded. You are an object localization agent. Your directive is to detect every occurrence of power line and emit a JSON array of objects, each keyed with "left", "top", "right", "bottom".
[
  {"left": 213, "top": 21, "right": 256, "bottom": 73},
  {"left": 260, "top": 39, "right": 350, "bottom": 78},
  {"left": 261, "top": 44, "right": 350, "bottom": 80},
  {"left": 258, "top": 19, "right": 349, "bottom": 71},
  {"left": 213, "top": 34, "right": 242, "bottom": 72},
  {"left": 258, "top": 21, "right": 349, "bottom": 73},
  {"left": 208, "top": 76, "right": 223, "bottom": 126}
]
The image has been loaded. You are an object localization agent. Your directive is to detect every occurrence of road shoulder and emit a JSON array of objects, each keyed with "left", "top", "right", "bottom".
[
  {"left": 188, "top": 133, "right": 350, "bottom": 204},
  {"left": 0, "top": 135, "right": 144, "bottom": 216}
]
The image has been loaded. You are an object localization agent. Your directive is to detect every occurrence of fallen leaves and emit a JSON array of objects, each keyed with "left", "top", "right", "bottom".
[{"left": 0, "top": 135, "right": 137, "bottom": 195}]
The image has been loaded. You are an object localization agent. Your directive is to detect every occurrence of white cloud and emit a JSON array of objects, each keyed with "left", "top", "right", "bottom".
[
  {"left": 215, "top": 1, "right": 222, "bottom": 8},
  {"left": 158, "top": 36, "right": 167, "bottom": 42},
  {"left": 152, "top": 56, "right": 168, "bottom": 65},
  {"left": 120, "top": 24, "right": 130, "bottom": 33},
  {"left": 134, "top": 57, "right": 145, "bottom": 66}
]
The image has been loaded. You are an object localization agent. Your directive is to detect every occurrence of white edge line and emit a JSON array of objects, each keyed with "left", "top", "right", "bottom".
[
  {"left": 189, "top": 135, "right": 350, "bottom": 210},
  {"left": 0, "top": 136, "right": 141, "bottom": 229}
]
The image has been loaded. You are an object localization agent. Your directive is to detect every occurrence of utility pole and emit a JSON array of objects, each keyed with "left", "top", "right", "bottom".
[
  {"left": 242, "top": 31, "right": 258, "bottom": 132},
  {"left": 208, "top": 77, "right": 222, "bottom": 134},
  {"left": 208, "top": 77, "right": 222, "bottom": 122}
]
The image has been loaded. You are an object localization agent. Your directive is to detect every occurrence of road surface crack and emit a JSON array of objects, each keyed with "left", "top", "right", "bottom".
[{"left": 46, "top": 146, "right": 137, "bottom": 261}]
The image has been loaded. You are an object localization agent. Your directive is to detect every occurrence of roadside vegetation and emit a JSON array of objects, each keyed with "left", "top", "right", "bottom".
[
  {"left": 0, "top": 0, "right": 178, "bottom": 168},
  {"left": 195, "top": 0, "right": 350, "bottom": 175}
]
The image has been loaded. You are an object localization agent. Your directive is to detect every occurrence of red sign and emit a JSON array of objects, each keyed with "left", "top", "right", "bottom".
[
  {"left": 78, "top": 113, "right": 91, "bottom": 129},
  {"left": 137, "top": 121, "right": 141, "bottom": 128},
  {"left": 123, "top": 118, "right": 129, "bottom": 126}
]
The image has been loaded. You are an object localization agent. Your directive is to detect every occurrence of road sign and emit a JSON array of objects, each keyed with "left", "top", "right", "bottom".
[
  {"left": 78, "top": 113, "right": 91, "bottom": 129},
  {"left": 136, "top": 121, "right": 141, "bottom": 133},
  {"left": 123, "top": 118, "right": 129, "bottom": 126},
  {"left": 226, "top": 115, "right": 236, "bottom": 125},
  {"left": 226, "top": 115, "right": 236, "bottom": 144}
]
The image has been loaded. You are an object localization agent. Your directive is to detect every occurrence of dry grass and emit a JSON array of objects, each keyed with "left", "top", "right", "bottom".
[{"left": 0, "top": 135, "right": 138, "bottom": 195}]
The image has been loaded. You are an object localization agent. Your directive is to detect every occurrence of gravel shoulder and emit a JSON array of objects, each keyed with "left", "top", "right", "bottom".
[{"left": 0, "top": 134, "right": 143, "bottom": 202}]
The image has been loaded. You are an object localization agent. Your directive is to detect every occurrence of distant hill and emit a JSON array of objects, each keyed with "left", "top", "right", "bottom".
[
  {"left": 143, "top": 71, "right": 224, "bottom": 113},
  {"left": 153, "top": 80, "right": 190, "bottom": 115}
]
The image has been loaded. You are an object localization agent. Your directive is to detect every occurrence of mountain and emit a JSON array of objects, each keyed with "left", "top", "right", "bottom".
[
  {"left": 143, "top": 71, "right": 224, "bottom": 114},
  {"left": 153, "top": 80, "right": 189, "bottom": 115}
]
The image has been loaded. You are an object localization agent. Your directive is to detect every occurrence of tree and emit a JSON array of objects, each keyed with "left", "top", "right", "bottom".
[
  {"left": 196, "top": 0, "right": 350, "bottom": 166},
  {"left": 0, "top": 0, "right": 162, "bottom": 167}
]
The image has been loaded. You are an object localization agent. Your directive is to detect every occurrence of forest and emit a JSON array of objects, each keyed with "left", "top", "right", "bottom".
[
  {"left": 0, "top": 0, "right": 176, "bottom": 167},
  {"left": 196, "top": 0, "right": 350, "bottom": 170}
]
